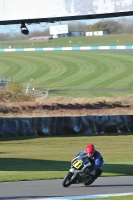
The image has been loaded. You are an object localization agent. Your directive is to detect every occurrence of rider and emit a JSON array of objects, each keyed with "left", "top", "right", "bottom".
[{"left": 75, "top": 143, "right": 104, "bottom": 186}]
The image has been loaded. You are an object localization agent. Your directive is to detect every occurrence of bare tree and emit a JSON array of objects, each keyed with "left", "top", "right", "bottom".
[
  {"left": 118, "top": 18, "right": 133, "bottom": 34},
  {"left": 0, "top": 33, "right": 12, "bottom": 41},
  {"left": 68, "top": 21, "right": 88, "bottom": 32},
  {"left": 87, "top": 20, "right": 122, "bottom": 34}
]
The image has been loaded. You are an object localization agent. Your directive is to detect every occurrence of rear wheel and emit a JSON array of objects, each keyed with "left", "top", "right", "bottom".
[
  {"left": 84, "top": 177, "right": 96, "bottom": 186},
  {"left": 62, "top": 172, "right": 74, "bottom": 187}
]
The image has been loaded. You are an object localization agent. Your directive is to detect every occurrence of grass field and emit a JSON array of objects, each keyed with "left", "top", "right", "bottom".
[
  {"left": 1, "top": 34, "right": 133, "bottom": 48},
  {"left": 0, "top": 50, "right": 133, "bottom": 98},
  {"left": 0, "top": 134, "right": 133, "bottom": 182},
  {"left": 82, "top": 196, "right": 133, "bottom": 200}
]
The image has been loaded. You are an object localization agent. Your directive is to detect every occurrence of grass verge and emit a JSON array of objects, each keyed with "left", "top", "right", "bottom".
[
  {"left": 1, "top": 34, "right": 133, "bottom": 48},
  {"left": 0, "top": 133, "right": 133, "bottom": 182},
  {"left": 80, "top": 195, "right": 133, "bottom": 200}
]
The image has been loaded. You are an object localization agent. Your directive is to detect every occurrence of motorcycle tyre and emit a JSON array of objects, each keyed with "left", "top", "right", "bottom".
[
  {"left": 62, "top": 171, "right": 74, "bottom": 187},
  {"left": 84, "top": 178, "right": 96, "bottom": 186}
]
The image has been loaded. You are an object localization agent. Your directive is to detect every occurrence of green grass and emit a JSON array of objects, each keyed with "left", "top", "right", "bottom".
[
  {"left": 0, "top": 51, "right": 133, "bottom": 98},
  {"left": 80, "top": 196, "right": 133, "bottom": 200},
  {"left": 1, "top": 34, "right": 133, "bottom": 48},
  {"left": 0, "top": 134, "right": 133, "bottom": 182}
]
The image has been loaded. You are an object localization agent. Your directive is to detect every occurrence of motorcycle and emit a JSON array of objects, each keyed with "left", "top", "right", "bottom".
[{"left": 62, "top": 156, "right": 95, "bottom": 187}]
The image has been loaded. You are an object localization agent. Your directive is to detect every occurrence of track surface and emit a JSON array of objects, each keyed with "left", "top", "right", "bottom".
[{"left": 0, "top": 176, "right": 133, "bottom": 199}]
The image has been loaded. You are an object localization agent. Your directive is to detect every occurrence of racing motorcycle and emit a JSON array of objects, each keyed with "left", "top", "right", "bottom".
[{"left": 62, "top": 156, "right": 95, "bottom": 187}]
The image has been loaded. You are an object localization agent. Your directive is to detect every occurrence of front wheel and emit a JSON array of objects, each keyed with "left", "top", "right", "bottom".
[{"left": 62, "top": 172, "right": 74, "bottom": 187}]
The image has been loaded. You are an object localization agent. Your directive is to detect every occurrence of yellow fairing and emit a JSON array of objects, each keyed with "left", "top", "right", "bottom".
[{"left": 72, "top": 160, "right": 83, "bottom": 169}]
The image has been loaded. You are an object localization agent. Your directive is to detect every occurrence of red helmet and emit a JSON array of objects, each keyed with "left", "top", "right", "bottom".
[{"left": 85, "top": 144, "right": 95, "bottom": 157}]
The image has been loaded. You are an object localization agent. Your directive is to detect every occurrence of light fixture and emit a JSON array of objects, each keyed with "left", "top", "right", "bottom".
[
  {"left": 48, "top": 19, "right": 55, "bottom": 23},
  {"left": 20, "top": 23, "right": 29, "bottom": 35}
]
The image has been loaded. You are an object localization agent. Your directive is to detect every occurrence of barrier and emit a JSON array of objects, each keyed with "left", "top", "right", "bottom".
[{"left": 0, "top": 115, "right": 132, "bottom": 137}]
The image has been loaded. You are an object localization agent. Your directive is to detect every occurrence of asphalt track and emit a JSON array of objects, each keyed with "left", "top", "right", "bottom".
[{"left": 0, "top": 176, "right": 133, "bottom": 200}]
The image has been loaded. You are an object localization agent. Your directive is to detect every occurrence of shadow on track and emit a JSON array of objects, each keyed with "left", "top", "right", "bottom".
[{"left": 0, "top": 196, "right": 61, "bottom": 200}]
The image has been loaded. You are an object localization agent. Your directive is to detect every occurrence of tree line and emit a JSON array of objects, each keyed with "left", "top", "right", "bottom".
[{"left": 0, "top": 18, "right": 133, "bottom": 41}]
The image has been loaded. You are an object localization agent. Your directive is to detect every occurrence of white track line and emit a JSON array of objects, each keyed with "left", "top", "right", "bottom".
[{"left": 28, "top": 192, "right": 133, "bottom": 200}]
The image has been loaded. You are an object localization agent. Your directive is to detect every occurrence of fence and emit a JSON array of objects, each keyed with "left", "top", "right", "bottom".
[
  {"left": 0, "top": 76, "right": 12, "bottom": 88},
  {"left": 22, "top": 88, "right": 49, "bottom": 97}
]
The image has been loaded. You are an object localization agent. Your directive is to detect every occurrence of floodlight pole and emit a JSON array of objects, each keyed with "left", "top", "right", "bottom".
[
  {"left": 30, "top": 78, "right": 34, "bottom": 90},
  {"left": 26, "top": 84, "right": 30, "bottom": 93}
]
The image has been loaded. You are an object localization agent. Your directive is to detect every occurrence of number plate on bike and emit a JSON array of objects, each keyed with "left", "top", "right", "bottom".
[{"left": 72, "top": 160, "right": 83, "bottom": 169}]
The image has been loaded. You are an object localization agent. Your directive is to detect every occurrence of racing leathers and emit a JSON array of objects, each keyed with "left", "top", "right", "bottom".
[{"left": 75, "top": 150, "right": 104, "bottom": 181}]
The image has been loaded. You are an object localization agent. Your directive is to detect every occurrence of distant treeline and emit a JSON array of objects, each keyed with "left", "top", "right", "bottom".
[{"left": 0, "top": 18, "right": 133, "bottom": 41}]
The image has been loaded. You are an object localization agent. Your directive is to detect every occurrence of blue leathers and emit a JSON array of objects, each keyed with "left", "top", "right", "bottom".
[{"left": 75, "top": 150, "right": 104, "bottom": 172}]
